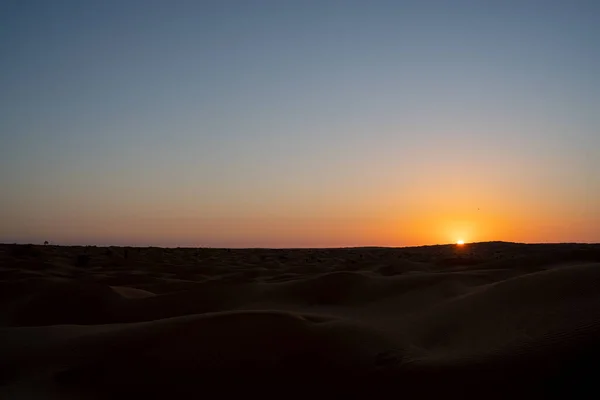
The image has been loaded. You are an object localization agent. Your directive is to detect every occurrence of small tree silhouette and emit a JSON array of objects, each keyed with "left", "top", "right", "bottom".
[{"left": 44, "top": 241, "right": 49, "bottom": 245}]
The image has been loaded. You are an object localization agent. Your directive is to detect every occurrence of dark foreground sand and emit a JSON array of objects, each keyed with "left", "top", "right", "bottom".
[{"left": 1, "top": 242, "right": 600, "bottom": 398}]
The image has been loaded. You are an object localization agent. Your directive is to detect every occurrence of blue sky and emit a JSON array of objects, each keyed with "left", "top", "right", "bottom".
[{"left": 1, "top": 0, "right": 598, "bottom": 246}]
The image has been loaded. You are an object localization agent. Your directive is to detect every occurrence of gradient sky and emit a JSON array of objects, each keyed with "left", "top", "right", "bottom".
[{"left": 1, "top": 0, "right": 599, "bottom": 247}]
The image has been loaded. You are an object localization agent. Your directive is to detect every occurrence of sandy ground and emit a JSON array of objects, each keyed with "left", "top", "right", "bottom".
[{"left": 1, "top": 242, "right": 600, "bottom": 398}]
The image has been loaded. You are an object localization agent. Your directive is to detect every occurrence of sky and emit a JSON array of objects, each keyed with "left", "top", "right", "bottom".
[{"left": 1, "top": 0, "right": 599, "bottom": 247}]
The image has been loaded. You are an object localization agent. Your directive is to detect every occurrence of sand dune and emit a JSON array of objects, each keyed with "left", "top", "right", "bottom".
[{"left": 1, "top": 242, "right": 600, "bottom": 398}]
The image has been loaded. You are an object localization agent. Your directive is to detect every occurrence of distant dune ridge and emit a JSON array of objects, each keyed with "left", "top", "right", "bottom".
[{"left": 1, "top": 242, "right": 600, "bottom": 398}]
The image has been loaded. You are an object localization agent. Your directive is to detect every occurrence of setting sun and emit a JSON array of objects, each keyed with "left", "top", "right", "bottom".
[{"left": 456, "top": 240, "right": 465, "bottom": 245}]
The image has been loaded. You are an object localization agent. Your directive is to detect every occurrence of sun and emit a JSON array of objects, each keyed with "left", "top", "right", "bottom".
[{"left": 456, "top": 240, "right": 465, "bottom": 245}]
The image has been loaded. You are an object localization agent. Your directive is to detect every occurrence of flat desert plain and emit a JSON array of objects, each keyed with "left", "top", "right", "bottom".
[{"left": 1, "top": 242, "right": 600, "bottom": 398}]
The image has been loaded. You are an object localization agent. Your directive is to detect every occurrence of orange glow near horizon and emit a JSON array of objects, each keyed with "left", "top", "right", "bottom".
[
  {"left": 5, "top": 206, "right": 594, "bottom": 248},
  {"left": 1, "top": 162, "right": 598, "bottom": 247}
]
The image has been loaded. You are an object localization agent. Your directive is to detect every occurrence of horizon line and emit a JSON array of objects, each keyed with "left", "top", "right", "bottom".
[{"left": 2, "top": 240, "right": 599, "bottom": 250}]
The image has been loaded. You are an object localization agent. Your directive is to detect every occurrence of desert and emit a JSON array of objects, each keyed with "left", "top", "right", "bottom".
[{"left": 2, "top": 242, "right": 600, "bottom": 398}]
